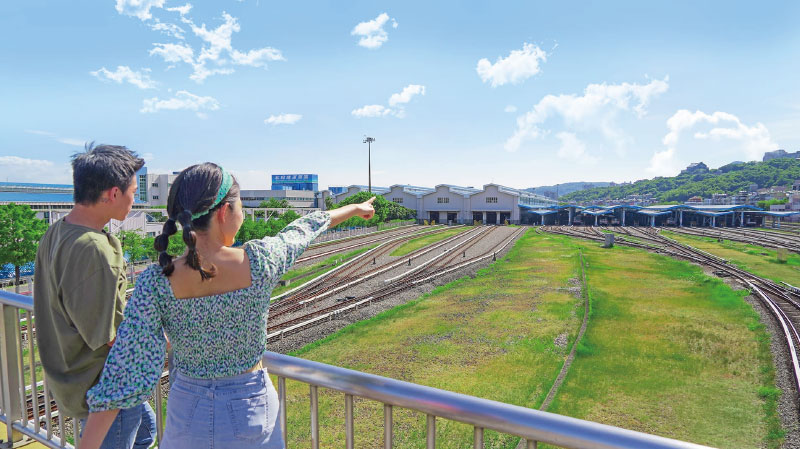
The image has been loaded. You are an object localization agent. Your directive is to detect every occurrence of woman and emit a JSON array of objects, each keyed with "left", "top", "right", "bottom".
[{"left": 82, "top": 163, "right": 375, "bottom": 449}]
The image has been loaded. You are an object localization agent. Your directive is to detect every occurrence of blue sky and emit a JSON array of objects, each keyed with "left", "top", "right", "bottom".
[{"left": 2, "top": 1, "right": 799, "bottom": 189}]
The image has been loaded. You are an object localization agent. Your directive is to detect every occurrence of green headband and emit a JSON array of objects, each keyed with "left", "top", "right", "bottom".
[{"left": 191, "top": 167, "right": 233, "bottom": 220}]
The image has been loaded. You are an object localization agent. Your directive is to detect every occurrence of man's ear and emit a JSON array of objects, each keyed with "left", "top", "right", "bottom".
[{"left": 101, "top": 187, "right": 117, "bottom": 203}]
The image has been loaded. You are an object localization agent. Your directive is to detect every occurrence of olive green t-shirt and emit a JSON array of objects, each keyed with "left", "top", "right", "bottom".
[{"left": 33, "top": 218, "right": 127, "bottom": 419}]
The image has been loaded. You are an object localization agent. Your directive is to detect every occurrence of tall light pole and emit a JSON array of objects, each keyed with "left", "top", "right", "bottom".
[{"left": 363, "top": 136, "right": 375, "bottom": 193}]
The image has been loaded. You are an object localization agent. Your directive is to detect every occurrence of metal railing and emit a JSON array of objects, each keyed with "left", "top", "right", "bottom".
[
  {"left": 1, "top": 291, "right": 76, "bottom": 449},
  {"left": 2, "top": 290, "right": 712, "bottom": 449}
]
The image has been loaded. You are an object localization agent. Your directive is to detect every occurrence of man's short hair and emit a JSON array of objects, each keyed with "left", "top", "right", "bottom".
[{"left": 71, "top": 142, "right": 145, "bottom": 205}]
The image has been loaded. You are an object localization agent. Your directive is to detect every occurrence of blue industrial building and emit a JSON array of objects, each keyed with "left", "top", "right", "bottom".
[{"left": 272, "top": 174, "right": 318, "bottom": 191}]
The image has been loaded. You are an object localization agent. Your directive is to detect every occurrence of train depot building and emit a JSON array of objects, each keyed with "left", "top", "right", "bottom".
[{"left": 335, "top": 183, "right": 558, "bottom": 224}]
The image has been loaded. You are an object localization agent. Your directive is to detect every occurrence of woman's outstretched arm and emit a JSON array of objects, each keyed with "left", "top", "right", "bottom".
[{"left": 328, "top": 197, "right": 376, "bottom": 227}]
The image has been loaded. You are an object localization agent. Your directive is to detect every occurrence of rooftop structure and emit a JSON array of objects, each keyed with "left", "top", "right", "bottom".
[{"left": 0, "top": 182, "right": 73, "bottom": 203}]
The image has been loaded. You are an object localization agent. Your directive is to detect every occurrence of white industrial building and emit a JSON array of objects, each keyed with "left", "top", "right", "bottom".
[
  {"left": 333, "top": 185, "right": 390, "bottom": 204},
  {"left": 334, "top": 183, "right": 557, "bottom": 224}
]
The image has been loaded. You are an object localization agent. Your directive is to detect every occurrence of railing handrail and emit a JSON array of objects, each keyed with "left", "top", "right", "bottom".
[
  {"left": 263, "top": 351, "right": 711, "bottom": 449},
  {"left": 0, "top": 290, "right": 33, "bottom": 311}
]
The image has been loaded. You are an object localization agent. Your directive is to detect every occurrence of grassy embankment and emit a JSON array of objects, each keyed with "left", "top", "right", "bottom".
[
  {"left": 276, "top": 230, "right": 782, "bottom": 448},
  {"left": 389, "top": 227, "right": 470, "bottom": 257},
  {"left": 662, "top": 229, "right": 800, "bottom": 286}
]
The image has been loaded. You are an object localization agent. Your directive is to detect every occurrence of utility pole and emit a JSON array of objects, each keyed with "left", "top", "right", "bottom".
[{"left": 363, "top": 136, "right": 375, "bottom": 193}]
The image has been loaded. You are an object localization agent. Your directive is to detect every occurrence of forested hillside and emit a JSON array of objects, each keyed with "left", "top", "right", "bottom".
[{"left": 561, "top": 159, "right": 800, "bottom": 203}]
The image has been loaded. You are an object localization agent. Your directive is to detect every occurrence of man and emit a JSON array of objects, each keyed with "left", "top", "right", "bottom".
[{"left": 34, "top": 143, "right": 155, "bottom": 449}]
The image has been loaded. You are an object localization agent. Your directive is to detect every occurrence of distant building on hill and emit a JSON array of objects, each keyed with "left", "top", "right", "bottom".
[
  {"left": 680, "top": 162, "right": 709, "bottom": 175},
  {"left": 763, "top": 149, "right": 800, "bottom": 161},
  {"left": 686, "top": 196, "right": 703, "bottom": 204}
]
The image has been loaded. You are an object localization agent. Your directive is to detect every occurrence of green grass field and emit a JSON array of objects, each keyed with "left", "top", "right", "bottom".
[
  {"left": 274, "top": 230, "right": 781, "bottom": 448},
  {"left": 389, "top": 227, "right": 469, "bottom": 257},
  {"left": 662, "top": 229, "right": 800, "bottom": 286},
  {"left": 546, "top": 234, "right": 781, "bottom": 448}
]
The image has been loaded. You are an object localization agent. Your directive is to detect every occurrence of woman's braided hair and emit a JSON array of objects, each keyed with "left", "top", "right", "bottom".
[{"left": 153, "top": 163, "right": 240, "bottom": 280}]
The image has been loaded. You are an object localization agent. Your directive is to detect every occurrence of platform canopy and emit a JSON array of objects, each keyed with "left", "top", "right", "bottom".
[
  {"left": 521, "top": 207, "right": 558, "bottom": 215},
  {"left": 641, "top": 204, "right": 762, "bottom": 212}
]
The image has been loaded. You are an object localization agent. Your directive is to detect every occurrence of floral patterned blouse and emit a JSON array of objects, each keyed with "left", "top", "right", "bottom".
[{"left": 86, "top": 211, "right": 330, "bottom": 412}]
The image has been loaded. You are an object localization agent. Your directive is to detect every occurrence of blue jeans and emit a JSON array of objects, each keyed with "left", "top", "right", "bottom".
[
  {"left": 161, "top": 369, "right": 284, "bottom": 449},
  {"left": 80, "top": 402, "right": 156, "bottom": 449}
]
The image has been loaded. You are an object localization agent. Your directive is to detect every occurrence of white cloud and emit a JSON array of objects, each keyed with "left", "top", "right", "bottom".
[
  {"left": 351, "top": 13, "right": 396, "bottom": 49},
  {"left": 353, "top": 83, "right": 426, "bottom": 118},
  {"left": 140, "top": 90, "right": 220, "bottom": 117},
  {"left": 351, "top": 105, "right": 394, "bottom": 118},
  {"left": 388, "top": 84, "right": 425, "bottom": 107},
  {"left": 115, "top": 0, "right": 165, "bottom": 20},
  {"left": 149, "top": 43, "right": 194, "bottom": 64},
  {"left": 556, "top": 132, "right": 599, "bottom": 164},
  {"left": 149, "top": 20, "right": 185, "bottom": 39},
  {"left": 165, "top": 3, "right": 192, "bottom": 16},
  {"left": 190, "top": 12, "right": 238, "bottom": 64},
  {"left": 504, "top": 105, "right": 517, "bottom": 113},
  {"left": 230, "top": 47, "right": 285, "bottom": 67},
  {"left": 90, "top": 66, "right": 157, "bottom": 89},
  {"left": 141, "top": 152, "right": 155, "bottom": 162},
  {"left": 0, "top": 156, "right": 71, "bottom": 184},
  {"left": 646, "top": 148, "right": 679, "bottom": 176},
  {"left": 265, "top": 113, "right": 302, "bottom": 125},
  {"left": 505, "top": 77, "right": 669, "bottom": 152},
  {"left": 148, "top": 12, "right": 285, "bottom": 82},
  {"left": 25, "top": 130, "right": 86, "bottom": 147},
  {"left": 646, "top": 109, "right": 777, "bottom": 175},
  {"left": 663, "top": 109, "right": 775, "bottom": 160},
  {"left": 476, "top": 43, "right": 547, "bottom": 87}
]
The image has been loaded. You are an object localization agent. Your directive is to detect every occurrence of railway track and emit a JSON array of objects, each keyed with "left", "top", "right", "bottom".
[
  {"left": 266, "top": 226, "right": 526, "bottom": 342},
  {"left": 269, "top": 226, "right": 495, "bottom": 324},
  {"left": 541, "top": 225, "right": 800, "bottom": 405},
  {"left": 663, "top": 226, "right": 800, "bottom": 253},
  {"left": 297, "top": 225, "right": 440, "bottom": 264},
  {"left": 270, "top": 226, "right": 476, "bottom": 315}
]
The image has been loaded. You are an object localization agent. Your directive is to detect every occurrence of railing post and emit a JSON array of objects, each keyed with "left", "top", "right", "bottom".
[
  {"left": 310, "top": 385, "right": 319, "bottom": 449},
  {"left": 473, "top": 427, "right": 483, "bottom": 449},
  {"left": 25, "top": 310, "right": 40, "bottom": 434},
  {"left": 278, "top": 376, "right": 287, "bottom": 439},
  {"left": 383, "top": 404, "right": 392, "bottom": 449},
  {"left": 426, "top": 414, "right": 436, "bottom": 449},
  {"left": 345, "top": 394, "right": 354, "bottom": 449},
  {"left": 154, "top": 376, "right": 164, "bottom": 444},
  {"left": 0, "top": 303, "right": 24, "bottom": 446}
]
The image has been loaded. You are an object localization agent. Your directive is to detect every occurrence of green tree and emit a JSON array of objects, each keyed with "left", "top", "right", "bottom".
[
  {"left": 259, "top": 198, "right": 291, "bottom": 208},
  {"left": 757, "top": 198, "right": 788, "bottom": 210},
  {"left": 328, "top": 192, "right": 414, "bottom": 228},
  {"left": 117, "top": 230, "right": 149, "bottom": 281},
  {"left": 0, "top": 203, "right": 48, "bottom": 286}
]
